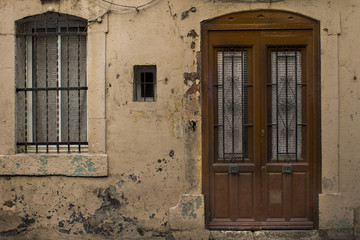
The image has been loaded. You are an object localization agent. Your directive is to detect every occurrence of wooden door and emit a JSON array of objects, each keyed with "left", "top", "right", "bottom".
[{"left": 201, "top": 11, "right": 320, "bottom": 230}]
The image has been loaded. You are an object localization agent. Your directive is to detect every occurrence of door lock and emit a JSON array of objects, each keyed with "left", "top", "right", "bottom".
[
  {"left": 282, "top": 165, "right": 293, "bottom": 174},
  {"left": 228, "top": 166, "right": 239, "bottom": 174},
  {"left": 261, "top": 166, "right": 266, "bottom": 172}
]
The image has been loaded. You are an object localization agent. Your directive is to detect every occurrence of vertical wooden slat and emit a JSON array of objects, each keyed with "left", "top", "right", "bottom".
[
  {"left": 24, "top": 22, "right": 28, "bottom": 153},
  {"left": 34, "top": 21, "right": 39, "bottom": 153},
  {"left": 56, "top": 19, "right": 60, "bottom": 153},
  {"left": 45, "top": 16, "right": 49, "bottom": 153},
  {"left": 77, "top": 22, "right": 81, "bottom": 152},
  {"left": 67, "top": 19, "right": 70, "bottom": 153}
]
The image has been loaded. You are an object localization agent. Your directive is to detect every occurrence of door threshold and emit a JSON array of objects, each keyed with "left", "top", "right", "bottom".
[{"left": 210, "top": 230, "right": 320, "bottom": 240}]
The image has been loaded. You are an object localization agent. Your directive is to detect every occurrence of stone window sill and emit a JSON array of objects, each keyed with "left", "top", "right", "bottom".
[{"left": 0, "top": 154, "right": 108, "bottom": 176}]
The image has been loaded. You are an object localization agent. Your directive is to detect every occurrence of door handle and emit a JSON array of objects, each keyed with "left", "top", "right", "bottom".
[{"left": 261, "top": 166, "right": 266, "bottom": 172}]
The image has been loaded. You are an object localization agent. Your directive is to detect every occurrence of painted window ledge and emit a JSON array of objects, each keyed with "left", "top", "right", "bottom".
[{"left": 0, "top": 154, "right": 108, "bottom": 176}]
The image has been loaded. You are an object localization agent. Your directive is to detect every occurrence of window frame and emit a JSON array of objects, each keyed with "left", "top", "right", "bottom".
[
  {"left": 133, "top": 65, "right": 157, "bottom": 102},
  {"left": 15, "top": 14, "right": 88, "bottom": 153},
  {"left": 0, "top": 12, "right": 108, "bottom": 177}
]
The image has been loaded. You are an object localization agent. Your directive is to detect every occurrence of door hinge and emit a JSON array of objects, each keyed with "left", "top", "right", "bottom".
[{"left": 261, "top": 129, "right": 265, "bottom": 137}]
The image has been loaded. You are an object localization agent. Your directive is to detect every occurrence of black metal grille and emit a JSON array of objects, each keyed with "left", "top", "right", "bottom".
[
  {"left": 270, "top": 47, "right": 304, "bottom": 162},
  {"left": 15, "top": 13, "right": 88, "bottom": 153},
  {"left": 133, "top": 65, "right": 156, "bottom": 102},
  {"left": 216, "top": 48, "right": 249, "bottom": 162}
]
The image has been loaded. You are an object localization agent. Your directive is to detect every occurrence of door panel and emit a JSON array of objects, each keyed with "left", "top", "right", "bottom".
[
  {"left": 213, "top": 172, "right": 230, "bottom": 219},
  {"left": 237, "top": 172, "right": 254, "bottom": 219},
  {"left": 266, "top": 172, "right": 283, "bottom": 219},
  {"left": 291, "top": 172, "right": 307, "bottom": 218},
  {"left": 208, "top": 31, "right": 261, "bottom": 227},
  {"left": 260, "top": 31, "right": 314, "bottom": 226}
]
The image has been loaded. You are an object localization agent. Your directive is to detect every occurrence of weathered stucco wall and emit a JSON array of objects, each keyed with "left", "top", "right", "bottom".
[{"left": 0, "top": 0, "right": 360, "bottom": 239}]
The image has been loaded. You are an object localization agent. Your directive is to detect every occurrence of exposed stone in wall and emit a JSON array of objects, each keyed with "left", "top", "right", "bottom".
[
  {"left": 0, "top": 180, "right": 174, "bottom": 239},
  {"left": 322, "top": 176, "right": 337, "bottom": 192},
  {"left": 183, "top": 43, "right": 201, "bottom": 193},
  {"left": 169, "top": 194, "right": 206, "bottom": 233},
  {"left": 184, "top": 49, "right": 201, "bottom": 97},
  {"left": 181, "top": 7, "right": 196, "bottom": 20},
  {"left": 0, "top": 211, "right": 34, "bottom": 237}
]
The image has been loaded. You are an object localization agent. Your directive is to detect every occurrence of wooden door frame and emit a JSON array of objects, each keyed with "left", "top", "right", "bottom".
[{"left": 201, "top": 10, "right": 321, "bottom": 229}]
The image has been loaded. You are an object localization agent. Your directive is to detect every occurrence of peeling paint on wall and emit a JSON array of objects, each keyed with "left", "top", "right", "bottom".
[
  {"left": 323, "top": 176, "right": 337, "bottom": 191},
  {"left": 0, "top": 154, "right": 107, "bottom": 176}
]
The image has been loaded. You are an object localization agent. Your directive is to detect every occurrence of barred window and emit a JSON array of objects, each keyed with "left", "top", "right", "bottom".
[{"left": 15, "top": 13, "right": 88, "bottom": 153}]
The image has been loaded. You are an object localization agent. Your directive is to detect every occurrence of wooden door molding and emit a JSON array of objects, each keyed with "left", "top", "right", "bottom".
[
  {"left": 201, "top": 10, "right": 321, "bottom": 230},
  {"left": 201, "top": 10, "right": 319, "bottom": 31}
]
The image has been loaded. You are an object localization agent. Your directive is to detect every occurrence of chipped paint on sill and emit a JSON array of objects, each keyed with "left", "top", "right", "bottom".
[{"left": 0, "top": 154, "right": 107, "bottom": 177}]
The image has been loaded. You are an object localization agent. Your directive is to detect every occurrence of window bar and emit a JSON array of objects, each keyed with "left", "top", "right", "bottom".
[
  {"left": 134, "top": 75, "right": 136, "bottom": 101},
  {"left": 141, "top": 73, "right": 143, "bottom": 101},
  {"left": 153, "top": 70, "right": 156, "bottom": 102},
  {"left": 67, "top": 19, "right": 70, "bottom": 153},
  {"left": 56, "top": 20, "right": 61, "bottom": 153},
  {"left": 34, "top": 21, "right": 39, "bottom": 153},
  {"left": 143, "top": 72, "right": 146, "bottom": 102},
  {"left": 77, "top": 22, "right": 81, "bottom": 152},
  {"left": 231, "top": 50, "right": 235, "bottom": 158},
  {"left": 18, "top": 141, "right": 87, "bottom": 146},
  {"left": 285, "top": 53, "right": 289, "bottom": 159},
  {"left": 45, "top": 17, "right": 49, "bottom": 153},
  {"left": 139, "top": 77, "right": 141, "bottom": 102},
  {"left": 17, "top": 87, "right": 87, "bottom": 91},
  {"left": 135, "top": 74, "right": 138, "bottom": 101},
  {"left": 222, "top": 48, "right": 225, "bottom": 162},
  {"left": 140, "top": 73, "right": 142, "bottom": 101},
  {"left": 24, "top": 22, "right": 28, "bottom": 153},
  {"left": 295, "top": 48, "right": 298, "bottom": 162},
  {"left": 241, "top": 47, "right": 246, "bottom": 162},
  {"left": 276, "top": 47, "right": 279, "bottom": 162},
  {"left": 26, "top": 31, "right": 33, "bottom": 151}
]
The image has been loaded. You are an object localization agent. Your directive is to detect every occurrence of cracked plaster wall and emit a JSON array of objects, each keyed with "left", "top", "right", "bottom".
[{"left": 0, "top": 0, "right": 360, "bottom": 239}]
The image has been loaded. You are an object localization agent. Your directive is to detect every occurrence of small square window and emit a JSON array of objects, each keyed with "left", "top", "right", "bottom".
[{"left": 133, "top": 65, "right": 156, "bottom": 102}]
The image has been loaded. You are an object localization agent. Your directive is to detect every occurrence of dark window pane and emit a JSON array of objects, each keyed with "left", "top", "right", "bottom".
[{"left": 134, "top": 65, "right": 156, "bottom": 102}]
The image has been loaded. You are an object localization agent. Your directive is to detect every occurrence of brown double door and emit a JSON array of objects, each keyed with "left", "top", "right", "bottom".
[{"left": 203, "top": 29, "right": 319, "bottom": 229}]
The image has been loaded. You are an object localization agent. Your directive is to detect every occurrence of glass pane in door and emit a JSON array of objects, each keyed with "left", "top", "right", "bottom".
[
  {"left": 271, "top": 49, "right": 302, "bottom": 161},
  {"left": 217, "top": 48, "right": 248, "bottom": 161}
]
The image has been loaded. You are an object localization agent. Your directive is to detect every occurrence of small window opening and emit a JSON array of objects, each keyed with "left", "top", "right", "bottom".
[{"left": 134, "top": 65, "right": 156, "bottom": 102}]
